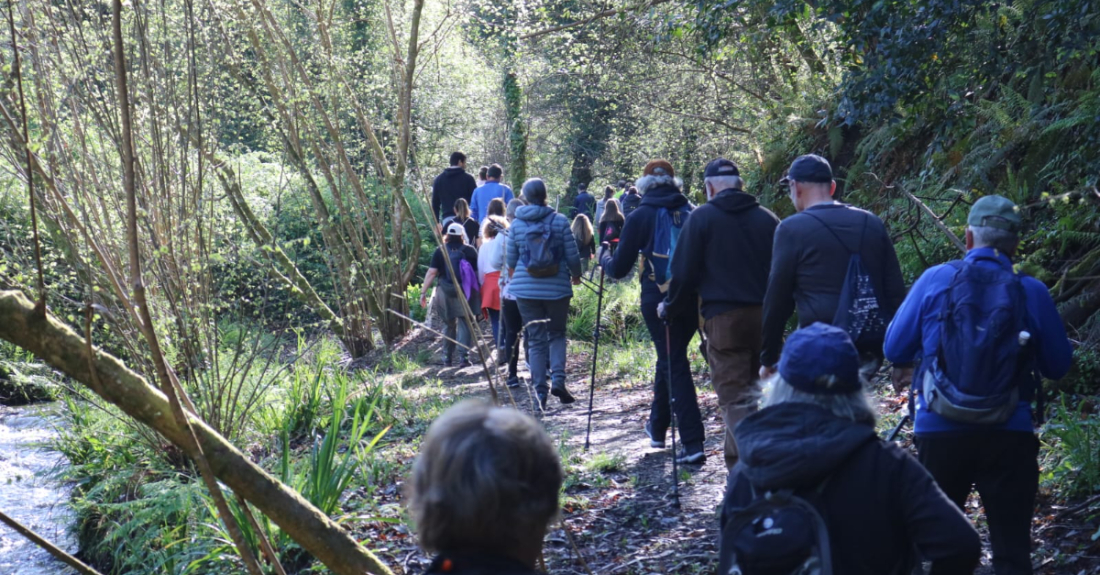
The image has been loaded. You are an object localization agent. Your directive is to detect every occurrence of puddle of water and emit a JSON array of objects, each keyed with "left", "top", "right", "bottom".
[{"left": 0, "top": 404, "right": 76, "bottom": 575}]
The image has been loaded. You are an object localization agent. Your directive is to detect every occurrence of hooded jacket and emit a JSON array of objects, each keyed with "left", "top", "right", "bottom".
[
  {"left": 505, "top": 205, "right": 582, "bottom": 301},
  {"left": 721, "top": 403, "right": 980, "bottom": 575},
  {"left": 432, "top": 167, "right": 478, "bottom": 224},
  {"left": 571, "top": 190, "right": 595, "bottom": 220},
  {"left": 598, "top": 176, "right": 690, "bottom": 293},
  {"left": 664, "top": 189, "right": 780, "bottom": 319}
]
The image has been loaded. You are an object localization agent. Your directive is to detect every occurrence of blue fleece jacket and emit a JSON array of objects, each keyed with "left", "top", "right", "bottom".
[
  {"left": 884, "top": 248, "right": 1073, "bottom": 435},
  {"left": 470, "top": 181, "right": 514, "bottom": 226},
  {"left": 505, "top": 205, "right": 582, "bottom": 301}
]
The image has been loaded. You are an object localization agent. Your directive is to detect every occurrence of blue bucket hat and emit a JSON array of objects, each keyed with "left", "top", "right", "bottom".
[{"left": 778, "top": 323, "right": 862, "bottom": 395}]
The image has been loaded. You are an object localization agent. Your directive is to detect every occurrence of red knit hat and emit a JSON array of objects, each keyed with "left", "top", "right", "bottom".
[{"left": 642, "top": 159, "right": 675, "bottom": 178}]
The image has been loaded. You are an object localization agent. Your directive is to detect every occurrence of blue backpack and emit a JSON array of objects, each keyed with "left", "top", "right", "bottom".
[
  {"left": 644, "top": 204, "right": 692, "bottom": 292},
  {"left": 921, "top": 258, "right": 1031, "bottom": 424},
  {"left": 522, "top": 214, "right": 562, "bottom": 278}
]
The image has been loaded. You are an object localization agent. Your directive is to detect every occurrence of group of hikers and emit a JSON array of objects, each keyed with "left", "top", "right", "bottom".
[{"left": 414, "top": 150, "right": 1074, "bottom": 575}]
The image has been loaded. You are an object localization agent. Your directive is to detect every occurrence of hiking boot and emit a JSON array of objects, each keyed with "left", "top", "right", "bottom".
[
  {"left": 675, "top": 444, "right": 706, "bottom": 465},
  {"left": 645, "top": 421, "right": 666, "bottom": 449},
  {"left": 443, "top": 356, "right": 453, "bottom": 368},
  {"left": 458, "top": 357, "right": 472, "bottom": 368},
  {"left": 536, "top": 393, "right": 549, "bottom": 411},
  {"left": 550, "top": 385, "right": 576, "bottom": 405},
  {"left": 506, "top": 377, "right": 521, "bottom": 389}
]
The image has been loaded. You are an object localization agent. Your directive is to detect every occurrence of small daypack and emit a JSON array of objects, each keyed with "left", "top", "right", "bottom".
[
  {"left": 804, "top": 211, "right": 886, "bottom": 349},
  {"left": 643, "top": 204, "right": 692, "bottom": 292},
  {"left": 719, "top": 484, "right": 833, "bottom": 575},
  {"left": 622, "top": 193, "right": 641, "bottom": 216},
  {"left": 921, "top": 258, "right": 1030, "bottom": 424},
  {"left": 522, "top": 214, "right": 561, "bottom": 278},
  {"left": 438, "top": 248, "right": 467, "bottom": 298}
]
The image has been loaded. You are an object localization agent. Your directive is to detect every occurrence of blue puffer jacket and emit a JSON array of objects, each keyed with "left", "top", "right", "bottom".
[{"left": 506, "top": 205, "right": 582, "bottom": 300}]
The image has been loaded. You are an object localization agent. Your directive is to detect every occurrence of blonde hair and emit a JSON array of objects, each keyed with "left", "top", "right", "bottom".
[
  {"left": 571, "top": 214, "right": 594, "bottom": 247},
  {"left": 453, "top": 198, "right": 471, "bottom": 221},
  {"left": 600, "top": 198, "right": 624, "bottom": 224},
  {"left": 407, "top": 401, "right": 562, "bottom": 554}
]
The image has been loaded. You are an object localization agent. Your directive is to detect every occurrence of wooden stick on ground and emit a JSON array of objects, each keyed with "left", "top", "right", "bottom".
[{"left": 0, "top": 509, "right": 104, "bottom": 575}]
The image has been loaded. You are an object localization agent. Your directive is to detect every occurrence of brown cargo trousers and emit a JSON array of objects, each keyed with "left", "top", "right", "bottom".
[{"left": 704, "top": 306, "right": 762, "bottom": 470}]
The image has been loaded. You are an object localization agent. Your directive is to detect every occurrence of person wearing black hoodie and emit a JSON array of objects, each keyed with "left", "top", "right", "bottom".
[
  {"left": 660, "top": 158, "right": 779, "bottom": 470},
  {"left": 720, "top": 323, "right": 980, "bottom": 575},
  {"left": 570, "top": 182, "right": 595, "bottom": 221},
  {"left": 599, "top": 159, "right": 706, "bottom": 464},
  {"left": 432, "top": 152, "right": 478, "bottom": 228}
]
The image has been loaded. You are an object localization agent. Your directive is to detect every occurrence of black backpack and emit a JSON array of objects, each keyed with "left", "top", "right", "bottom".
[
  {"left": 437, "top": 248, "right": 466, "bottom": 297},
  {"left": 522, "top": 214, "right": 562, "bottom": 278},
  {"left": 803, "top": 211, "right": 886, "bottom": 349},
  {"left": 719, "top": 484, "right": 833, "bottom": 575},
  {"left": 621, "top": 193, "right": 641, "bottom": 216}
]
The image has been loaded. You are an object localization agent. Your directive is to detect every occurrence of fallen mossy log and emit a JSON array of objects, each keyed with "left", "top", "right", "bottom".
[{"left": 0, "top": 290, "right": 394, "bottom": 575}]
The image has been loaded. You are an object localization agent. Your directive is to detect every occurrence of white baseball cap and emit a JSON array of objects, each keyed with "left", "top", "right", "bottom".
[{"left": 446, "top": 222, "right": 465, "bottom": 236}]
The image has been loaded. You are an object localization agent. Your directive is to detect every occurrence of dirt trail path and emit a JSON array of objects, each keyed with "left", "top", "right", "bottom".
[
  {"left": 370, "top": 328, "right": 1096, "bottom": 575},
  {"left": 379, "top": 328, "right": 729, "bottom": 574}
]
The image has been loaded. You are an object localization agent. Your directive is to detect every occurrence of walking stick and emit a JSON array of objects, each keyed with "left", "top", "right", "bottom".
[
  {"left": 584, "top": 266, "right": 606, "bottom": 451},
  {"left": 886, "top": 413, "right": 910, "bottom": 442},
  {"left": 665, "top": 321, "right": 681, "bottom": 510}
]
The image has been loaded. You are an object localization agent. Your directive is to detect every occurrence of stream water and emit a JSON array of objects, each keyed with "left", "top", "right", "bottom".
[{"left": 0, "top": 404, "right": 75, "bottom": 575}]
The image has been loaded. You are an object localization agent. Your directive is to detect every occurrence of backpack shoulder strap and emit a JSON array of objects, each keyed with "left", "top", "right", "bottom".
[{"left": 801, "top": 210, "right": 856, "bottom": 254}]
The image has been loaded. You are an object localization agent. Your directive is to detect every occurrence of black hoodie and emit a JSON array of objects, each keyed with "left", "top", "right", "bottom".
[
  {"left": 598, "top": 182, "right": 689, "bottom": 292},
  {"left": 721, "top": 403, "right": 980, "bottom": 575},
  {"left": 432, "top": 167, "right": 478, "bottom": 224},
  {"left": 664, "top": 189, "right": 780, "bottom": 319}
]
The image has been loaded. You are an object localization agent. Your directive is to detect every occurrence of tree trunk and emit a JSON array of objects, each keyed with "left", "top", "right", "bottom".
[{"left": 504, "top": 71, "right": 527, "bottom": 187}]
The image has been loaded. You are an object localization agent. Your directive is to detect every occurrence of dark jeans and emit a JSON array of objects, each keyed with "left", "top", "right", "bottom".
[
  {"left": 641, "top": 287, "right": 704, "bottom": 449},
  {"left": 501, "top": 298, "right": 523, "bottom": 380},
  {"left": 486, "top": 308, "right": 501, "bottom": 345},
  {"left": 516, "top": 297, "right": 571, "bottom": 395},
  {"left": 917, "top": 431, "right": 1040, "bottom": 575}
]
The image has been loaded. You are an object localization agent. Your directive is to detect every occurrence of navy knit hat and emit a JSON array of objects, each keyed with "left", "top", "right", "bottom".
[{"left": 778, "top": 323, "right": 861, "bottom": 395}]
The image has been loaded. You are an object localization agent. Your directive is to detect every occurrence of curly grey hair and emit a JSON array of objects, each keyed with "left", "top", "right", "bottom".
[
  {"left": 759, "top": 374, "right": 878, "bottom": 426},
  {"left": 407, "top": 400, "right": 562, "bottom": 555}
]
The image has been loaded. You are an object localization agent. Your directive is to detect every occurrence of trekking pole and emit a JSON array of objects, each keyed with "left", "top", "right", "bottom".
[
  {"left": 584, "top": 266, "right": 606, "bottom": 451},
  {"left": 665, "top": 321, "right": 681, "bottom": 510},
  {"left": 886, "top": 413, "right": 910, "bottom": 442}
]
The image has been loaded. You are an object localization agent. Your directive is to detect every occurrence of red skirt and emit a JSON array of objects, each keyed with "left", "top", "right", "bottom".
[{"left": 481, "top": 271, "right": 501, "bottom": 314}]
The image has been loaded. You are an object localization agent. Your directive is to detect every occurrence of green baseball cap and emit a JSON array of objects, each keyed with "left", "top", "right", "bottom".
[{"left": 967, "top": 195, "right": 1021, "bottom": 231}]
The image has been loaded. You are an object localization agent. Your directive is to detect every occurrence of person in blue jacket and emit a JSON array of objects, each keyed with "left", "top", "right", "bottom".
[
  {"left": 470, "top": 164, "right": 514, "bottom": 227},
  {"left": 884, "top": 195, "right": 1073, "bottom": 575},
  {"left": 506, "top": 178, "right": 582, "bottom": 411}
]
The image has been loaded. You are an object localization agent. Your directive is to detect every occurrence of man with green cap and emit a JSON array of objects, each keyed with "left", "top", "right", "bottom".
[{"left": 884, "top": 195, "right": 1073, "bottom": 575}]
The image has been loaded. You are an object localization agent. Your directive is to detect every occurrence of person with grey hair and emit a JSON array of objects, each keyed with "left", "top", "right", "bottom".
[
  {"left": 884, "top": 195, "right": 1073, "bottom": 575},
  {"left": 408, "top": 400, "right": 562, "bottom": 574},
  {"left": 659, "top": 158, "right": 780, "bottom": 470},
  {"left": 720, "top": 322, "right": 981, "bottom": 575}
]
